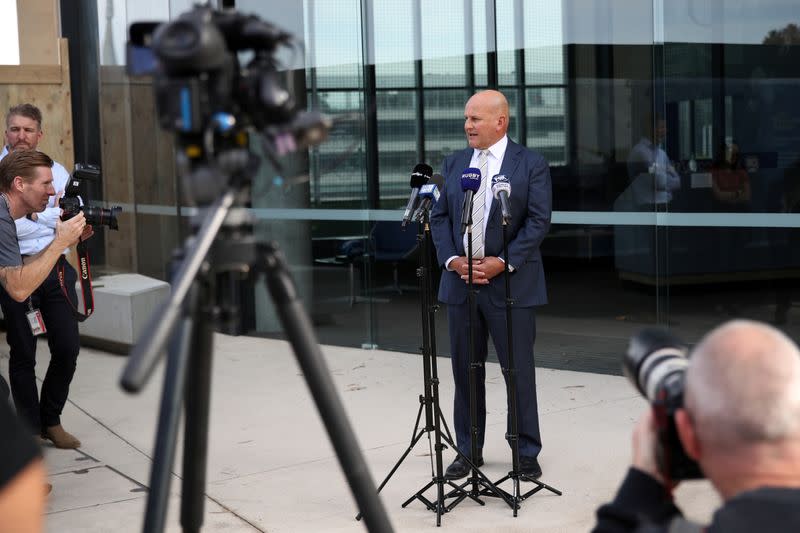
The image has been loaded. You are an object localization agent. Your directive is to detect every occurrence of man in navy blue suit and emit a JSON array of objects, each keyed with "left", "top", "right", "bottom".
[{"left": 430, "top": 90, "right": 552, "bottom": 480}]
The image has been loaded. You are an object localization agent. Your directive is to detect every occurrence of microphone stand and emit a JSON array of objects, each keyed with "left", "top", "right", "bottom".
[
  {"left": 357, "top": 211, "right": 470, "bottom": 526},
  {"left": 483, "top": 216, "right": 562, "bottom": 515},
  {"left": 446, "top": 195, "right": 511, "bottom": 511}
]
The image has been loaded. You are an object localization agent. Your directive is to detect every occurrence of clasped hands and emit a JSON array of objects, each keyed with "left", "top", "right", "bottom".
[{"left": 451, "top": 256, "right": 505, "bottom": 285}]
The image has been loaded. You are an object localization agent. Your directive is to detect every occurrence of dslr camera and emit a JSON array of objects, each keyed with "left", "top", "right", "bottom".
[
  {"left": 622, "top": 328, "right": 703, "bottom": 481},
  {"left": 59, "top": 164, "right": 121, "bottom": 230}
]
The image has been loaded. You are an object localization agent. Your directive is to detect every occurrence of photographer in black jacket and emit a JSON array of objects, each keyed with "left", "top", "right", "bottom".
[{"left": 593, "top": 320, "right": 800, "bottom": 532}]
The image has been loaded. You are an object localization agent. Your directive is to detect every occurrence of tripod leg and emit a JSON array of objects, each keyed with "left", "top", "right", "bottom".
[
  {"left": 262, "top": 245, "right": 393, "bottom": 533},
  {"left": 142, "top": 307, "right": 195, "bottom": 532},
  {"left": 180, "top": 283, "right": 214, "bottom": 533}
]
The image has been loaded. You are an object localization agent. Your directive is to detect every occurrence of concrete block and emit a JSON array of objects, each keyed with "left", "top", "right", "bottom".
[{"left": 78, "top": 274, "right": 170, "bottom": 351}]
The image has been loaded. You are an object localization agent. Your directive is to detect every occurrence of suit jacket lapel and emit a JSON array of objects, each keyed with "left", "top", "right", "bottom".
[{"left": 488, "top": 140, "right": 523, "bottom": 225}]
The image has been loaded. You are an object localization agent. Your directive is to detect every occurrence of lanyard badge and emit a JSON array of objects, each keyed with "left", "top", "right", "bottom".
[{"left": 26, "top": 299, "right": 46, "bottom": 336}]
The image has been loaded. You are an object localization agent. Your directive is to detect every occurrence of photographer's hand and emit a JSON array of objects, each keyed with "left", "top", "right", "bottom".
[
  {"left": 632, "top": 409, "right": 666, "bottom": 485},
  {"left": 54, "top": 212, "right": 87, "bottom": 249}
]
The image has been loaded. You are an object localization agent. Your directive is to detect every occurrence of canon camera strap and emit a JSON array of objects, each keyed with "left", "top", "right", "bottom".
[{"left": 58, "top": 239, "right": 94, "bottom": 322}]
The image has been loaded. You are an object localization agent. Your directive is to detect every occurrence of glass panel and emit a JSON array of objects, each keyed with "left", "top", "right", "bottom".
[
  {"left": 660, "top": 0, "right": 800, "bottom": 343},
  {"left": 527, "top": 87, "right": 567, "bottom": 165},
  {"left": 311, "top": 90, "right": 368, "bottom": 208},
  {"left": 374, "top": 0, "right": 415, "bottom": 87},
  {"left": 421, "top": 0, "right": 467, "bottom": 87},
  {"left": 304, "top": 0, "right": 363, "bottom": 88},
  {"left": 424, "top": 89, "right": 472, "bottom": 168},
  {"left": 376, "top": 90, "right": 417, "bottom": 208}
]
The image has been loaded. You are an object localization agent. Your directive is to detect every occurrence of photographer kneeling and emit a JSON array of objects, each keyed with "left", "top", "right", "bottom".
[{"left": 593, "top": 319, "right": 800, "bottom": 532}]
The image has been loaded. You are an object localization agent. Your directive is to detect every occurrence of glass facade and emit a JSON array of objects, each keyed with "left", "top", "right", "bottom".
[{"left": 97, "top": 0, "right": 800, "bottom": 374}]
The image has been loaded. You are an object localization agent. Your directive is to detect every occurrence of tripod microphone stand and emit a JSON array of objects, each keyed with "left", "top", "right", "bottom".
[
  {"left": 445, "top": 200, "right": 512, "bottom": 511},
  {"left": 356, "top": 211, "right": 470, "bottom": 526},
  {"left": 481, "top": 218, "right": 562, "bottom": 515},
  {"left": 120, "top": 150, "right": 393, "bottom": 533}
]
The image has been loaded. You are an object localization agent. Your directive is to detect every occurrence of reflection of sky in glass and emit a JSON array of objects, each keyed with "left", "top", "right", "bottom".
[
  {"left": 304, "top": 0, "right": 363, "bottom": 70},
  {"left": 562, "top": 0, "right": 799, "bottom": 45},
  {"left": 664, "top": 0, "right": 800, "bottom": 44},
  {"left": 374, "top": 0, "right": 415, "bottom": 65},
  {"left": 102, "top": 0, "right": 799, "bottom": 71}
]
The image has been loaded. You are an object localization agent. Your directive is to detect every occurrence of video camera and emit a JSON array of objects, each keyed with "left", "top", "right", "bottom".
[
  {"left": 622, "top": 328, "right": 703, "bottom": 481},
  {"left": 126, "top": 5, "right": 330, "bottom": 162},
  {"left": 60, "top": 164, "right": 121, "bottom": 230}
]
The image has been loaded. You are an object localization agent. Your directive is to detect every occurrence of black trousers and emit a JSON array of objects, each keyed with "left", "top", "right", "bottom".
[
  {"left": 447, "top": 288, "right": 542, "bottom": 459},
  {"left": 0, "top": 257, "right": 80, "bottom": 433}
]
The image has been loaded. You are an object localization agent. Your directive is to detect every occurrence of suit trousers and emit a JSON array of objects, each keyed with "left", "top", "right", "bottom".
[
  {"left": 447, "top": 285, "right": 542, "bottom": 459},
  {"left": 0, "top": 257, "right": 80, "bottom": 433}
]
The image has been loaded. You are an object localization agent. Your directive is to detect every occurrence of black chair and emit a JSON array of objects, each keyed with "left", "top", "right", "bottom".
[{"left": 338, "top": 221, "right": 420, "bottom": 305}]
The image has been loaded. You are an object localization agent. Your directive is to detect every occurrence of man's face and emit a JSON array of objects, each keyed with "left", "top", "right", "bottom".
[
  {"left": 5, "top": 114, "right": 43, "bottom": 152},
  {"left": 464, "top": 96, "right": 505, "bottom": 150},
  {"left": 17, "top": 166, "right": 55, "bottom": 214}
]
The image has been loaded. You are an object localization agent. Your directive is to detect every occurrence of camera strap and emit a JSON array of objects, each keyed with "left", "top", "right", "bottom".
[{"left": 57, "top": 239, "right": 95, "bottom": 322}]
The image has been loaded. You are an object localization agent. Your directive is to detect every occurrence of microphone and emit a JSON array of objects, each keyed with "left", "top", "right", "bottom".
[
  {"left": 491, "top": 174, "right": 512, "bottom": 224},
  {"left": 412, "top": 173, "right": 444, "bottom": 222},
  {"left": 459, "top": 167, "right": 482, "bottom": 235},
  {"left": 401, "top": 163, "right": 433, "bottom": 228}
]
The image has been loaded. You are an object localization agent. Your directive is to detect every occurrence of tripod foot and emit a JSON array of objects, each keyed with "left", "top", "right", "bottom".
[{"left": 489, "top": 471, "right": 563, "bottom": 515}]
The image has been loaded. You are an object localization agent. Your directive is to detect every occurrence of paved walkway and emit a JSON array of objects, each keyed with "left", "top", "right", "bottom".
[{"left": 1, "top": 335, "right": 720, "bottom": 532}]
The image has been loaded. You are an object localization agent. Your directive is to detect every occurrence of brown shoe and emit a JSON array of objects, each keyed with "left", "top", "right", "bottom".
[{"left": 42, "top": 425, "right": 81, "bottom": 449}]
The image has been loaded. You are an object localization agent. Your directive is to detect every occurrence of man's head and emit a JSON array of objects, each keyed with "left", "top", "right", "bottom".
[
  {"left": 0, "top": 150, "right": 55, "bottom": 216},
  {"left": 676, "top": 320, "right": 800, "bottom": 495},
  {"left": 5, "top": 103, "right": 44, "bottom": 153},
  {"left": 464, "top": 90, "right": 509, "bottom": 150}
]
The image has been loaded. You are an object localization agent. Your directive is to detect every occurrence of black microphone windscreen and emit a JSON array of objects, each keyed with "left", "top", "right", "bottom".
[{"left": 410, "top": 163, "right": 433, "bottom": 188}]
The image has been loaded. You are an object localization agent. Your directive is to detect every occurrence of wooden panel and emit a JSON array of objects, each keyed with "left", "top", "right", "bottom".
[
  {"left": 0, "top": 66, "right": 62, "bottom": 84},
  {"left": 16, "top": 0, "right": 60, "bottom": 65},
  {"left": 99, "top": 66, "right": 136, "bottom": 272},
  {"left": 0, "top": 39, "right": 73, "bottom": 171}
]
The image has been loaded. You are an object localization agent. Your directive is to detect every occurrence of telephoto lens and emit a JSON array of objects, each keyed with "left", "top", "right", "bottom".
[{"left": 622, "top": 328, "right": 703, "bottom": 481}]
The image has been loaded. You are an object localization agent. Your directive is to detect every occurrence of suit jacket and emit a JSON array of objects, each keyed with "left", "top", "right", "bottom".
[{"left": 430, "top": 139, "right": 552, "bottom": 308}]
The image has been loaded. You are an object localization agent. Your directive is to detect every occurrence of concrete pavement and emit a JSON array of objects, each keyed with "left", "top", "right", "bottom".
[{"left": 1, "top": 335, "right": 720, "bottom": 532}]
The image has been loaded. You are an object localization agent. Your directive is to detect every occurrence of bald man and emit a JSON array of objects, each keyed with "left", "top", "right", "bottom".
[
  {"left": 593, "top": 320, "right": 800, "bottom": 532},
  {"left": 431, "top": 90, "right": 552, "bottom": 480}
]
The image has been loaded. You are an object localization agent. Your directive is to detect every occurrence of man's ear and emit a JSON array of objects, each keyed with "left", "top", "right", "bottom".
[
  {"left": 497, "top": 115, "right": 507, "bottom": 131},
  {"left": 12, "top": 175, "right": 25, "bottom": 193},
  {"left": 675, "top": 408, "right": 701, "bottom": 461}
]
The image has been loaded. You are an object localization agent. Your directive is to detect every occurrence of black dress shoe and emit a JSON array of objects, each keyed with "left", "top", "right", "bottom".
[
  {"left": 444, "top": 454, "right": 484, "bottom": 480},
  {"left": 519, "top": 456, "right": 542, "bottom": 480}
]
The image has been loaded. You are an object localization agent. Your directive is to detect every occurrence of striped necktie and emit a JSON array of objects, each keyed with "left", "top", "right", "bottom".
[{"left": 470, "top": 150, "right": 489, "bottom": 259}]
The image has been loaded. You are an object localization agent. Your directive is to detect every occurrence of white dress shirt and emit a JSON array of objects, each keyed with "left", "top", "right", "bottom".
[{"left": 445, "top": 135, "right": 509, "bottom": 271}]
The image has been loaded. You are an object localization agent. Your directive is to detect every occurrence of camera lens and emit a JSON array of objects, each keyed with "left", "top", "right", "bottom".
[
  {"left": 82, "top": 205, "right": 122, "bottom": 231},
  {"left": 622, "top": 328, "right": 689, "bottom": 402}
]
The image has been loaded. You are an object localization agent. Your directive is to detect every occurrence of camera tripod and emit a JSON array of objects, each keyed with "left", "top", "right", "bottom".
[
  {"left": 120, "top": 150, "right": 393, "bottom": 533},
  {"left": 356, "top": 212, "right": 473, "bottom": 526}
]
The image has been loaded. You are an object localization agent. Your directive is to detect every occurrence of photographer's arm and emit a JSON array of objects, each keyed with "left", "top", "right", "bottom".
[{"left": 0, "top": 214, "right": 85, "bottom": 302}]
